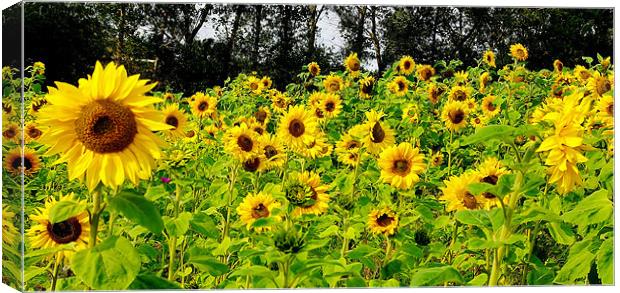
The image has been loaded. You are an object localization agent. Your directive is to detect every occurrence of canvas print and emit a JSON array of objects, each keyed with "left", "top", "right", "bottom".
[{"left": 1, "top": 1, "right": 615, "bottom": 291}]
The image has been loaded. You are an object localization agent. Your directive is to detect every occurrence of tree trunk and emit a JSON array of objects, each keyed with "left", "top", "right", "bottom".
[
  {"left": 252, "top": 5, "right": 262, "bottom": 70},
  {"left": 369, "top": 6, "right": 383, "bottom": 71},
  {"left": 352, "top": 6, "right": 367, "bottom": 55},
  {"left": 114, "top": 5, "right": 126, "bottom": 65},
  {"left": 222, "top": 5, "right": 243, "bottom": 80},
  {"left": 305, "top": 5, "right": 318, "bottom": 62}
]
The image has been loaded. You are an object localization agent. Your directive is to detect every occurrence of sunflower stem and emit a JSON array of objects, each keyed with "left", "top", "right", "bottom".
[
  {"left": 168, "top": 182, "right": 183, "bottom": 281},
  {"left": 49, "top": 254, "right": 63, "bottom": 291},
  {"left": 447, "top": 131, "right": 454, "bottom": 176},
  {"left": 89, "top": 189, "right": 102, "bottom": 248},
  {"left": 223, "top": 163, "right": 239, "bottom": 240}
]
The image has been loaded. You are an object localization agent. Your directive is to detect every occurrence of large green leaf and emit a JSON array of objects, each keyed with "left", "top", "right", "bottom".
[
  {"left": 71, "top": 236, "right": 141, "bottom": 290},
  {"left": 455, "top": 210, "right": 492, "bottom": 229},
  {"left": 188, "top": 255, "right": 229, "bottom": 276},
  {"left": 562, "top": 190, "right": 613, "bottom": 227},
  {"left": 461, "top": 125, "right": 516, "bottom": 146},
  {"left": 596, "top": 236, "right": 613, "bottom": 284},
  {"left": 108, "top": 191, "right": 164, "bottom": 234},
  {"left": 410, "top": 265, "right": 464, "bottom": 286},
  {"left": 554, "top": 250, "right": 596, "bottom": 284},
  {"left": 164, "top": 212, "right": 193, "bottom": 237},
  {"left": 48, "top": 199, "right": 86, "bottom": 224},
  {"left": 128, "top": 273, "right": 182, "bottom": 289}
]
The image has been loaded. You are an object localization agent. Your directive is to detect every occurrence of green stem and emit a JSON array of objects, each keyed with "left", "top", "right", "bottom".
[
  {"left": 89, "top": 189, "right": 102, "bottom": 248},
  {"left": 447, "top": 131, "right": 454, "bottom": 176},
  {"left": 223, "top": 164, "right": 239, "bottom": 240},
  {"left": 168, "top": 183, "right": 182, "bottom": 281},
  {"left": 49, "top": 254, "right": 63, "bottom": 291}
]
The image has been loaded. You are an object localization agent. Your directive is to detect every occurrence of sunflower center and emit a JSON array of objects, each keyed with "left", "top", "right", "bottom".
[
  {"left": 606, "top": 103, "right": 613, "bottom": 116},
  {"left": 255, "top": 110, "right": 268, "bottom": 123},
  {"left": 75, "top": 100, "right": 137, "bottom": 153},
  {"left": 449, "top": 109, "right": 465, "bottom": 124},
  {"left": 264, "top": 145, "right": 278, "bottom": 159},
  {"left": 462, "top": 192, "right": 478, "bottom": 209},
  {"left": 237, "top": 135, "right": 254, "bottom": 152},
  {"left": 165, "top": 115, "right": 179, "bottom": 128},
  {"left": 350, "top": 61, "right": 360, "bottom": 71},
  {"left": 397, "top": 81, "right": 406, "bottom": 92},
  {"left": 3, "top": 128, "right": 16, "bottom": 139},
  {"left": 403, "top": 61, "right": 412, "bottom": 70},
  {"left": 250, "top": 83, "right": 258, "bottom": 91},
  {"left": 481, "top": 175, "right": 498, "bottom": 185},
  {"left": 251, "top": 203, "right": 270, "bottom": 219},
  {"left": 346, "top": 140, "right": 360, "bottom": 149},
  {"left": 285, "top": 183, "right": 317, "bottom": 208},
  {"left": 198, "top": 101, "right": 208, "bottom": 111},
  {"left": 486, "top": 102, "right": 496, "bottom": 111},
  {"left": 27, "top": 127, "right": 42, "bottom": 139},
  {"left": 186, "top": 130, "right": 195, "bottom": 138},
  {"left": 597, "top": 78, "right": 611, "bottom": 95},
  {"left": 325, "top": 101, "right": 335, "bottom": 112},
  {"left": 454, "top": 90, "right": 467, "bottom": 101},
  {"left": 371, "top": 122, "right": 385, "bottom": 143},
  {"left": 376, "top": 213, "right": 395, "bottom": 227},
  {"left": 46, "top": 217, "right": 82, "bottom": 244},
  {"left": 315, "top": 108, "right": 325, "bottom": 118},
  {"left": 392, "top": 159, "right": 410, "bottom": 175},
  {"left": 243, "top": 157, "right": 261, "bottom": 172},
  {"left": 361, "top": 81, "right": 373, "bottom": 94},
  {"left": 421, "top": 69, "right": 432, "bottom": 80},
  {"left": 329, "top": 82, "right": 340, "bottom": 92},
  {"left": 310, "top": 66, "right": 319, "bottom": 75},
  {"left": 288, "top": 119, "right": 305, "bottom": 137},
  {"left": 253, "top": 126, "right": 264, "bottom": 135}
]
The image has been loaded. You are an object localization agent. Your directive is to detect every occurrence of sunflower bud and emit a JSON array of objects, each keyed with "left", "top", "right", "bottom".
[
  {"left": 285, "top": 182, "right": 316, "bottom": 208},
  {"left": 273, "top": 225, "right": 305, "bottom": 254}
]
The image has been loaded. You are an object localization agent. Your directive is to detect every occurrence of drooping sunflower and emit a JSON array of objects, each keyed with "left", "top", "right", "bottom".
[
  {"left": 439, "top": 171, "right": 483, "bottom": 212},
  {"left": 344, "top": 53, "right": 361, "bottom": 76},
  {"left": 271, "top": 91, "right": 289, "bottom": 113},
  {"left": 448, "top": 85, "right": 471, "bottom": 102},
  {"left": 509, "top": 43, "right": 528, "bottom": 61},
  {"left": 479, "top": 72, "right": 491, "bottom": 93},
  {"left": 254, "top": 106, "right": 271, "bottom": 125},
  {"left": 36, "top": 62, "right": 170, "bottom": 190},
  {"left": 2, "top": 205, "right": 18, "bottom": 246},
  {"left": 368, "top": 207, "right": 399, "bottom": 236},
  {"left": 363, "top": 110, "right": 396, "bottom": 155},
  {"left": 308, "top": 62, "right": 321, "bottom": 76},
  {"left": 286, "top": 171, "right": 330, "bottom": 217},
  {"left": 4, "top": 147, "right": 41, "bottom": 176},
  {"left": 320, "top": 93, "right": 342, "bottom": 119},
  {"left": 475, "top": 157, "right": 510, "bottom": 209},
  {"left": 24, "top": 122, "right": 43, "bottom": 143},
  {"left": 323, "top": 74, "right": 344, "bottom": 93},
  {"left": 553, "top": 59, "right": 563, "bottom": 72},
  {"left": 398, "top": 56, "right": 416, "bottom": 75},
  {"left": 416, "top": 65, "right": 435, "bottom": 81},
  {"left": 483, "top": 50, "right": 496, "bottom": 68},
  {"left": 26, "top": 193, "right": 91, "bottom": 260},
  {"left": 247, "top": 76, "right": 264, "bottom": 94},
  {"left": 161, "top": 104, "right": 188, "bottom": 138},
  {"left": 388, "top": 76, "right": 409, "bottom": 97},
  {"left": 481, "top": 95, "right": 501, "bottom": 118},
  {"left": 586, "top": 71, "right": 613, "bottom": 98},
  {"left": 427, "top": 83, "right": 443, "bottom": 104},
  {"left": 2, "top": 122, "right": 20, "bottom": 144},
  {"left": 277, "top": 105, "right": 318, "bottom": 149},
  {"left": 236, "top": 192, "right": 281, "bottom": 232},
  {"left": 261, "top": 76, "right": 273, "bottom": 89},
  {"left": 190, "top": 92, "right": 217, "bottom": 118},
  {"left": 377, "top": 142, "right": 426, "bottom": 190},
  {"left": 258, "top": 134, "right": 287, "bottom": 170},
  {"left": 573, "top": 65, "right": 592, "bottom": 83},
  {"left": 224, "top": 123, "right": 262, "bottom": 161},
  {"left": 359, "top": 75, "right": 375, "bottom": 99},
  {"left": 441, "top": 102, "right": 469, "bottom": 132},
  {"left": 2, "top": 101, "right": 14, "bottom": 116}
]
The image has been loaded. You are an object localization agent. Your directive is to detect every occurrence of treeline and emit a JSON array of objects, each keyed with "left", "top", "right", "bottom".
[{"left": 4, "top": 3, "right": 613, "bottom": 94}]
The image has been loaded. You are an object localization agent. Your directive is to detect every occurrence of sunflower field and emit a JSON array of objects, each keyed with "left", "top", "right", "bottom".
[{"left": 1, "top": 45, "right": 615, "bottom": 290}]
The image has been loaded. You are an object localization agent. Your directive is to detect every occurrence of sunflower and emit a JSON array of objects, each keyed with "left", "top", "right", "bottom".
[
  {"left": 161, "top": 104, "right": 188, "bottom": 138},
  {"left": 553, "top": 59, "right": 563, "bottom": 72},
  {"left": 416, "top": 65, "right": 435, "bottom": 81},
  {"left": 483, "top": 50, "right": 496, "bottom": 68},
  {"left": 344, "top": 53, "right": 361, "bottom": 76},
  {"left": 236, "top": 192, "right": 281, "bottom": 232},
  {"left": 595, "top": 94, "right": 613, "bottom": 120},
  {"left": 439, "top": 172, "right": 483, "bottom": 212},
  {"left": 442, "top": 102, "right": 469, "bottom": 132},
  {"left": 2, "top": 122, "right": 20, "bottom": 144},
  {"left": 36, "top": 62, "right": 171, "bottom": 190},
  {"left": 300, "top": 132, "right": 330, "bottom": 159},
  {"left": 337, "top": 150, "right": 362, "bottom": 167},
  {"left": 454, "top": 71, "right": 469, "bottom": 85},
  {"left": 286, "top": 171, "right": 330, "bottom": 217},
  {"left": 277, "top": 105, "right": 318, "bottom": 148},
  {"left": 586, "top": 71, "right": 613, "bottom": 98},
  {"left": 224, "top": 123, "right": 262, "bottom": 161},
  {"left": 261, "top": 76, "right": 273, "bottom": 89},
  {"left": 258, "top": 134, "right": 287, "bottom": 170},
  {"left": 323, "top": 74, "right": 344, "bottom": 93},
  {"left": 573, "top": 65, "right": 592, "bottom": 83},
  {"left": 2, "top": 205, "right": 18, "bottom": 246},
  {"left": 475, "top": 157, "right": 510, "bottom": 209},
  {"left": 308, "top": 62, "right": 321, "bottom": 76},
  {"left": 398, "top": 56, "right": 415, "bottom": 75},
  {"left": 427, "top": 83, "right": 443, "bottom": 104},
  {"left": 24, "top": 122, "right": 43, "bottom": 143},
  {"left": 368, "top": 207, "right": 399, "bottom": 236},
  {"left": 247, "top": 76, "right": 264, "bottom": 94},
  {"left": 363, "top": 110, "right": 396, "bottom": 155},
  {"left": 430, "top": 151, "right": 443, "bottom": 167},
  {"left": 481, "top": 95, "right": 501, "bottom": 118},
  {"left": 190, "top": 92, "right": 217, "bottom": 118},
  {"left": 28, "top": 97, "right": 48, "bottom": 116},
  {"left": 448, "top": 85, "right": 471, "bottom": 102},
  {"left": 320, "top": 93, "right": 342, "bottom": 119},
  {"left": 335, "top": 132, "right": 362, "bottom": 155},
  {"left": 479, "top": 72, "right": 491, "bottom": 93},
  {"left": 248, "top": 121, "right": 267, "bottom": 136},
  {"left": 402, "top": 104, "right": 419, "bottom": 124},
  {"left": 203, "top": 124, "right": 220, "bottom": 145},
  {"left": 388, "top": 76, "right": 409, "bottom": 97},
  {"left": 242, "top": 154, "right": 267, "bottom": 173},
  {"left": 271, "top": 91, "right": 289, "bottom": 113},
  {"left": 470, "top": 115, "right": 487, "bottom": 129},
  {"left": 359, "top": 75, "right": 375, "bottom": 99},
  {"left": 378, "top": 142, "right": 426, "bottom": 190},
  {"left": 4, "top": 148, "right": 40, "bottom": 177},
  {"left": 509, "top": 43, "right": 528, "bottom": 61},
  {"left": 26, "top": 193, "right": 90, "bottom": 260},
  {"left": 254, "top": 106, "right": 271, "bottom": 125},
  {"left": 2, "top": 101, "right": 14, "bottom": 116}
]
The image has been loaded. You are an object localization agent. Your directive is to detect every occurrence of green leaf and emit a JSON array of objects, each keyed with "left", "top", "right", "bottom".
[
  {"left": 596, "top": 236, "right": 613, "bottom": 284},
  {"left": 108, "top": 191, "right": 164, "bottom": 234},
  {"left": 128, "top": 273, "right": 182, "bottom": 289},
  {"left": 71, "top": 236, "right": 141, "bottom": 290},
  {"left": 467, "top": 273, "right": 488, "bottom": 286},
  {"left": 48, "top": 199, "right": 86, "bottom": 224},
  {"left": 554, "top": 249, "right": 595, "bottom": 284},
  {"left": 516, "top": 204, "right": 561, "bottom": 224},
  {"left": 144, "top": 185, "right": 167, "bottom": 201},
  {"left": 188, "top": 255, "right": 229, "bottom": 276},
  {"left": 547, "top": 222, "right": 575, "bottom": 245},
  {"left": 164, "top": 212, "right": 193, "bottom": 237},
  {"left": 455, "top": 210, "right": 492, "bottom": 228},
  {"left": 318, "top": 225, "right": 340, "bottom": 238},
  {"left": 527, "top": 266, "right": 555, "bottom": 285},
  {"left": 348, "top": 244, "right": 380, "bottom": 259},
  {"left": 562, "top": 190, "right": 613, "bottom": 227},
  {"left": 467, "top": 182, "right": 495, "bottom": 196},
  {"left": 410, "top": 265, "right": 464, "bottom": 286},
  {"left": 495, "top": 173, "right": 516, "bottom": 197},
  {"left": 462, "top": 125, "right": 515, "bottom": 146}
]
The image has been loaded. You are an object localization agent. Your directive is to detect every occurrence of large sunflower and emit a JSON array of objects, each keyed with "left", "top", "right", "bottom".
[
  {"left": 190, "top": 92, "right": 217, "bottom": 118},
  {"left": 320, "top": 93, "right": 342, "bottom": 119},
  {"left": 439, "top": 172, "right": 483, "bottom": 212},
  {"left": 363, "top": 110, "right": 396, "bottom": 155},
  {"left": 388, "top": 76, "right": 409, "bottom": 97},
  {"left": 36, "top": 62, "right": 170, "bottom": 190},
  {"left": 26, "top": 194, "right": 91, "bottom": 261},
  {"left": 286, "top": 171, "right": 330, "bottom": 217},
  {"left": 481, "top": 95, "right": 501, "bottom": 118},
  {"left": 247, "top": 76, "right": 264, "bottom": 94},
  {"left": 441, "top": 102, "right": 469, "bottom": 132},
  {"left": 270, "top": 91, "right": 289, "bottom": 113},
  {"left": 378, "top": 142, "right": 426, "bottom": 190},
  {"left": 509, "top": 43, "right": 528, "bottom": 61},
  {"left": 359, "top": 75, "right": 375, "bottom": 99},
  {"left": 224, "top": 123, "right": 262, "bottom": 161},
  {"left": 236, "top": 192, "right": 281, "bottom": 232},
  {"left": 277, "top": 105, "right": 318, "bottom": 149},
  {"left": 323, "top": 74, "right": 344, "bottom": 93},
  {"left": 258, "top": 134, "right": 287, "bottom": 170},
  {"left": 368, "top": 207, "right": 399, "bottom": 236},
  {"left": 448, "top": 85, "right": 471, "bottom": 102},
  {"left": 398, "top": 56, "right": 416, "bottom": 75},
  {"left": 483, "top": 50, "right": 496, "bottom": 68},
  {"left": 344, "top": 53, "right": 361, "bottom": 76},
  {"left": 4, "top": 147, "right": 41, "bottom": 176},
  {"left": 161, "top": 104, "right": 188, "bottom": 138}
]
